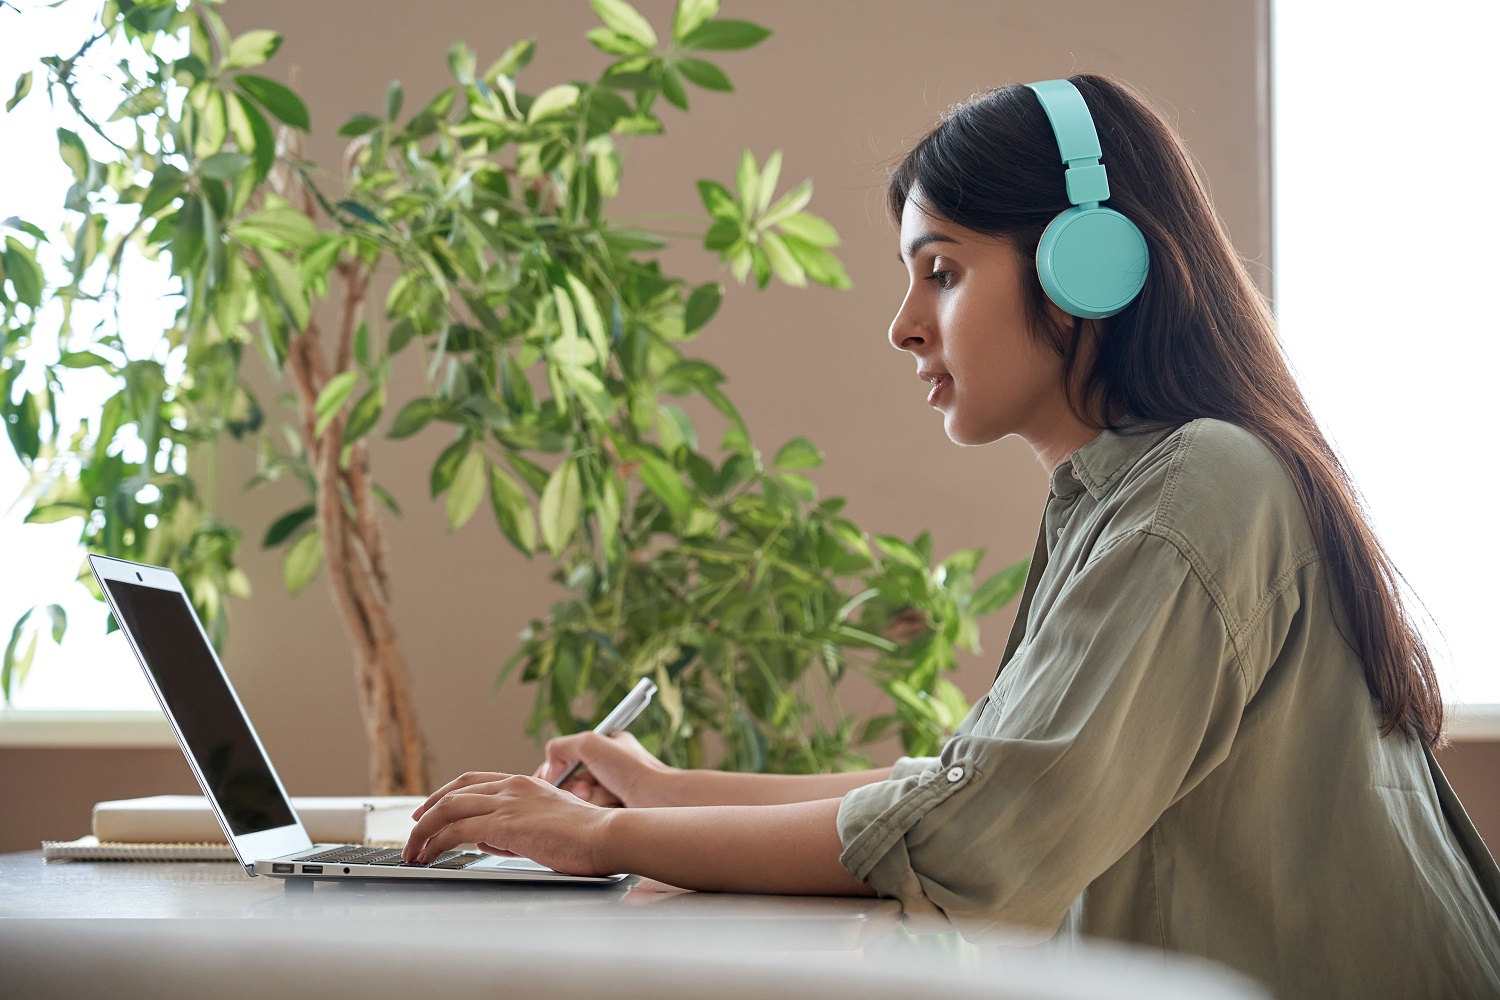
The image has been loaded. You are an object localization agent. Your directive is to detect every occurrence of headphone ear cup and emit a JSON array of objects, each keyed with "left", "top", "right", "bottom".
[{"left": 1034, "top": 206, "right": 1149, "bottom": 319}]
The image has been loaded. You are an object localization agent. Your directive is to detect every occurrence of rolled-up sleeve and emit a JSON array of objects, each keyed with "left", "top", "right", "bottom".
[{"left": 836, "top": 529, "right": 1249, "bottom": 934}]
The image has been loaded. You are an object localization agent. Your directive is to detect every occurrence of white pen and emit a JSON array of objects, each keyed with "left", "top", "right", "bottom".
[{"left": 549, "top": 677, "right": 658, "bottom": 787}]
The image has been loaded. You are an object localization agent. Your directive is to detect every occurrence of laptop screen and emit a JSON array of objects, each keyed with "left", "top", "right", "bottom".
[{"left": 103, "top": 579, "right": 297, "bottom": 837}]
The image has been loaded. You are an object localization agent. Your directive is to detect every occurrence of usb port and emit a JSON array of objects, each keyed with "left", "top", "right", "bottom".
[
  {"left": 272, "top": 863, "right": 294, "bottom": 874},
  {"left": 301, "top": 865, "right": 323, "bottom": 874}
]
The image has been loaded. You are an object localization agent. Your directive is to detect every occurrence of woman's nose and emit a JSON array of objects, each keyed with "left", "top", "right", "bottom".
[{"left": 888, "top": 298, "right": 927, "bottom": 352}]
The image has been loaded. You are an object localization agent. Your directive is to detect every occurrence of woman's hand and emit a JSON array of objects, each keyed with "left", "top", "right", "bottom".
[
  {"left": 403, "top": 772, "right": 616, "bottom": 874},
  {"left": 532, "top": 731, "right": 677, "bottom": 808}
]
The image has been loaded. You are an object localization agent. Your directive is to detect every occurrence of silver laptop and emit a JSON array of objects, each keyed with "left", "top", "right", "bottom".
[{"left": 89, "top": 554, "right": 625, "bottom": 885}]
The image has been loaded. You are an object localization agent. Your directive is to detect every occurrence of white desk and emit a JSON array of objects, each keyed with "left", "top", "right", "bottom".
[{"left": 0, "top": 851, "right": 1267, "bottom": 999}]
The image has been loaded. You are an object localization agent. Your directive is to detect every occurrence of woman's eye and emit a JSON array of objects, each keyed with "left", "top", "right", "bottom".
[{"left": 925, "top": 270, "right": 954, "bottom": 289}]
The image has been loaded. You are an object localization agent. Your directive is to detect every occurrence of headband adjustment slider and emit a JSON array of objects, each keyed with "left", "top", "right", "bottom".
[{"left": 1064, "top": 160, "right": 1110, "bottom": 206}]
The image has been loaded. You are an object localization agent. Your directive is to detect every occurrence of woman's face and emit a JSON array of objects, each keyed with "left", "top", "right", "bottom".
[{"left": 889, "top": 191, "right": 1075, "bottom": 448}]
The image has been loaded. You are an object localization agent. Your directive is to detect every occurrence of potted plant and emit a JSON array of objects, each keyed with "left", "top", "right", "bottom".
[{"left": 1, "top": 0, "right": 1026, "bottom": 791}]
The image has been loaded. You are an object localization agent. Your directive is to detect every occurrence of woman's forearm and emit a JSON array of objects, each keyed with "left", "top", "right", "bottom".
[
  {"left": 598, "top": 797, "right": 877, "bottom": 896},
  {"left": 652, "top": 766, "right": 893, "bottom": 807}
]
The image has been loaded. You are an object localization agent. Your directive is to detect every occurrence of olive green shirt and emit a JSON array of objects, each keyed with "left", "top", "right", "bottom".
[{"left": 837, "top": 418, "right": 1500, "bottom": 999}]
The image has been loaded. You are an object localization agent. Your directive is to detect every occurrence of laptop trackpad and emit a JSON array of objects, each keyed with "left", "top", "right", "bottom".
[{"left": 474, "top": 856, "right": 554, "bottom": 872}]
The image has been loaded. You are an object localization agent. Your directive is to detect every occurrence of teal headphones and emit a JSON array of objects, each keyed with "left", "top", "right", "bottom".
[{"left": 1024, "top": 79, "right": 1149, "bottom": 319}]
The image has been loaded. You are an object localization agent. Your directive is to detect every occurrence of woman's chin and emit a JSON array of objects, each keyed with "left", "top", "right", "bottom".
[{"left": 942, "top": 414, "right": 1005, "bottom": 448}]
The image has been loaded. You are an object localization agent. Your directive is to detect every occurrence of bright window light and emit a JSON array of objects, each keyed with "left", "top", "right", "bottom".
[
  {"left": 0, "top": 2, "right": 168, "bottom": 712},
  {"left": 1274, "top": 1, "right": 1499, "bottom": 706}
]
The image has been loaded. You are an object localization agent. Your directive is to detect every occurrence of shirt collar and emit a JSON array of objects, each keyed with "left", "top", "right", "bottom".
[{"left": 1051, "top": 417, "right": 1179, "bottom": 501}]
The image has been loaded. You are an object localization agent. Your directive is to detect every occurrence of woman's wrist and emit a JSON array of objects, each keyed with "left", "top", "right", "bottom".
[{"left": 637, "top": 763, "right": 692, "bottom": 807}]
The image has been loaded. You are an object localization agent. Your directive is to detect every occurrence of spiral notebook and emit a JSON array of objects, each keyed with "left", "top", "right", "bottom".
[{"left": 41, "top": 836, "right": 237, "bottom": 861}]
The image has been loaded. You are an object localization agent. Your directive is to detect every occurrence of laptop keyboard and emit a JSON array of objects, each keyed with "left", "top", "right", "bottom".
[{"left": 291, "top": 845, "right": 485, "bottom": 870}]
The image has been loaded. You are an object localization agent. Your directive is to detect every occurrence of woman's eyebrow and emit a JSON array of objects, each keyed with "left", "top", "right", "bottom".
[{"left": 898, "top": 232, "right": 959, "bottom": 264}]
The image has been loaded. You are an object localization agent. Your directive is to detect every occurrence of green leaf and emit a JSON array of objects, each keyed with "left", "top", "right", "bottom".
[
  {"left": 233, "top": 94, "right": 276, "bottom": 179},
  {"left": 45, "top": 604, "right": 66, "bottom": 644},
  {"left": 680, "top": 18, "right": 771, "bottom": 51},
  {"left": 313, "top": 370, "right": 359, "bottom": 437},
  {"left": 487, "top": 38, "right": 537, "bottom": 79},
  {"left": 969, "top": 558, "right": 1030, "bottom": 617},
  {"left": 875, "top": 534, "right": 926, "bottom": 570},
  {"left": 761, "top": 232, "right": 806, "bottom": 287},
  {"left": 675, "top": 57, "right": 731, "bottom": 92},
  {"left": 566, "top": 273, "right": 608, "bottom": 358},
  {"left": 353, "top": 322, "right": 371, "bottom": 371},
  {"left": 590, "top": 0, "right": 658, "bottom": 49},
  {"left": 780, "top": 233, "right": 852, "bottom": 289},
  {"left": 659, "top": 359, "right": 724, "bottom": 395},
  {"left": 4, "top": 239, "right": 44, "bottom": 308},
  {"left": 659, "top": 65, "right": 688, "bottom": 110},
  {"left": 446, "top": 448, "right": 486, "bottom": 531},
  {"left": 108, "top": 88, "right": 164, "bottom": 121},
  {"left": 2, "top": 611, "right": 38, "bottom": 702},
  {"left": 762, "top": 179, "right": 811, "bottom": 228},
  {"left": 683, "top": 282, "right": 721, "bottom": 333},
  {"left": 192, "top": 88, "right": 228, "bottom": 158},
  {"left": 199, "top": 151, "right": 252, "bottom": 180},
  {"left": 527, "top": 84, "right": 581, "bottom": 123},
  {"left": 489, "top": 464, "right": 537, "bottom": 555},
  {"left": 735, "top": 149, "right": 760, "bottom": 212},
  {"left": 832, "top": 624, "right": 898, "bottom": 653},
  {"left": 141, "top": 165, "right": 186, "bottom": 217},
  {"left": 775, "top": 210, "right": 839, "bottom": 247},
  {"left": 447, "top": 41, "right": 476, "bottom": 83},
  {"left": 263, "top": 504, "right": 316, "bottom": 547},
  {"left": 234, "top": 204, "right": 320, "bottom": 248},
  {"left": 586, "top": 28, "right": 647, "bottom": 56},
  {"left": 696, "top": 179, "right": 738, "bottom": 222},
  {"left": 56, "top": 128, "right": 88, "bottom": 183},
  {"left": 387, "top": 397, "right": 444, "bottom": 439},
  {"left": 386, "top": 80, "right": 404, "bottom": 120},
  {"left": 57, "top": 351, "right": 112, "bottom": 370},
  {"left": 258, "top": 250, "right": 310, "bottom": 329},
  {"left": 539, "top": 458, "right": 582, "bottom": 556},
  {"left": 342, "top": 382, "right": 385, "bottom": 443},
  {"left": 430, "top": 437, "right": 469, "bottom": 496},
  {"left": 657, "top": 403, "right": 697, "bottom": 455},
  {"left": 235, "top": 74, "right": 310, "bottom": 130},
  {"left": 6, "top": 71, "right": 32, "bottom": 113},
  {"left": 23, "top": 504, "right": 86, "bottom": 524},
  {"left": 638, "top": 455, "right": 691, "bottom": 520},
  {"left": 773, "top": 436, "right": 822, "bottom": 469},
  {"left": 673, "top": 0, "right": 719, "bottom": 42},
  {"left": 336, "top": 200, "right": 384, "bottom": 227},
  {"left": 337, "top": 114, "right": 381, "bottom": 138},
  {"left": 283, "top": 530, "right": 323, "bottom": 595},
  {"left": 223, "top": 30, "right": 282, "bottom": 69}
]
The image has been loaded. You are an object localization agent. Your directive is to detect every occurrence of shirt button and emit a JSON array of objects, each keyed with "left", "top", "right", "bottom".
[
  {"left": 946, "top": 766, "right": 964, "bottom": 783},
  {"left": 1069, "top": 467, "right": 1080, "bottom": 481},
  {"left": 1055, "top": 526, "right": 1064, "bottom": 537}
]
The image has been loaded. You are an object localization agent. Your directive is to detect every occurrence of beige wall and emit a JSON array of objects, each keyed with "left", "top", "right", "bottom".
[
  {"left": 208, "top": 0, "right": 1277, "bottom": 795},
  {"left": 7, "top": 0, "right": 1496, "bottom": 858}
]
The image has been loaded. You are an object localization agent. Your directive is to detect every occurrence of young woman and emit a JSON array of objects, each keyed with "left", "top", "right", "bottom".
[{"left": 405, "top": 75, "right": 1500, "bottom": 998}]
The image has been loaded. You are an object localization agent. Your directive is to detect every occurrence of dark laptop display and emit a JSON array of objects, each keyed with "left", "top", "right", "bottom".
[{"left": 102, "top": 580, "right": 297, "bottom": 836}]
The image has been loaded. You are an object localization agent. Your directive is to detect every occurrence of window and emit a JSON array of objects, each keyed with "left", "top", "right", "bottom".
[
  {"left": 1, "top": 2, "right": 167, "bottom": 714},
  {"left": 1274, "top": 1, "right": 1499, "bottom": 706}
]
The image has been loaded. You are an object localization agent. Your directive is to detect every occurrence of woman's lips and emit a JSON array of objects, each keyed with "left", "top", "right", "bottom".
[{"left": 926, "top": 374, "right": 951, "bottom": 406}]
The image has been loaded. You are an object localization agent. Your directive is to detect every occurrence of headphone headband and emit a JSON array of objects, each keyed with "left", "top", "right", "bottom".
[
  {"left": 1025, "top": 79, "right": 1111, "bottom": 208},
  {"left": 1021, "top": 77, "right": 1148, "bottom": 319}
]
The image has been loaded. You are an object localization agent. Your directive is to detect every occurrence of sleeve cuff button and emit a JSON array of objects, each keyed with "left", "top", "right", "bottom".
[{"left": 946, "top": 766, "right": 964, "bottom": 783}]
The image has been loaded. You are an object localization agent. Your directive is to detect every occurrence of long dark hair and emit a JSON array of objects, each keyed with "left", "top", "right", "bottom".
[{"left": 888, "top": 74, "right": 1444, "bottom": 747}]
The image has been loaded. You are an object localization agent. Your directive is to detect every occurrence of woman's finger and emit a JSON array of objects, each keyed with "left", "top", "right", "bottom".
[
  {"left": 538, "top": 731, "right": 606, "bottom": 783},
  {"left": 404, "top": 780, "right": 518, "bottom": 859},
  {"left": 412, "top": 813, "right": 504, "bottom": 865},
  {"left": 410, "top": 770, "right": 511, "bottom": 820}
]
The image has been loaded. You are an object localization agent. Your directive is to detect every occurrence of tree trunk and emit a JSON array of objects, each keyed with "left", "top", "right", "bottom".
[{"left": 270, "top": 139, "right": 430, "bottom": 795}]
